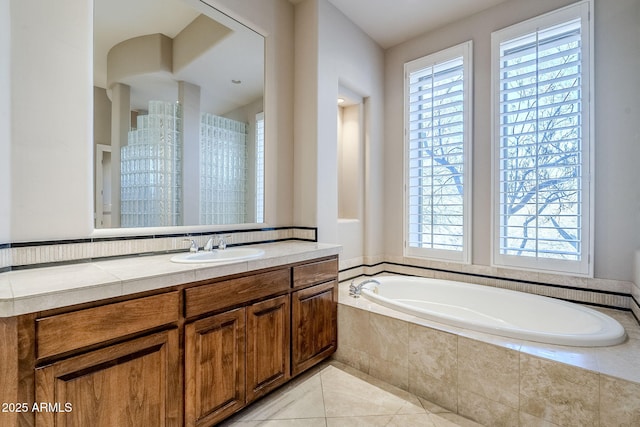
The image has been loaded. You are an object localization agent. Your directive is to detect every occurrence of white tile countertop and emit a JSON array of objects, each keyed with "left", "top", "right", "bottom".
[{"left": 0, "top": 241, "right": 341, "bottom": 317}]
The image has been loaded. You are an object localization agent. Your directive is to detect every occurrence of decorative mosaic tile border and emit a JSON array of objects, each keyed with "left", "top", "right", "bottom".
[
  {"left": 631, "top": 282, "right": 640, "bottom": 322},
  {"left": 0, "top": 226, "right": 317, "bottom": 271},
  {"left": 339, "top": 259, "right": 633, "bottom": 311}
]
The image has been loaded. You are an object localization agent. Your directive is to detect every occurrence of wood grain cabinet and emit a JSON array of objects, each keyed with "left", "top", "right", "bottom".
[
  {"left": 0, "top": 255, "right": 338, "bottom": 427},
  {"left": 246, "top": 294, "right": 291, "bottom": 402},
  {"left": 33, "top": 292, "right": 181, "bottom": 427},
  {"left": 184, "top": 274, "right": 293, "bottom": 427},
  {"left": 292, "top": 280, "right": 338, "bottom": 376},
  {"left": 35, "top": 329, "right": 181, "bottom": 427},
  {"left": 185, "top": 308, "right": 247, "bottom": 427}
]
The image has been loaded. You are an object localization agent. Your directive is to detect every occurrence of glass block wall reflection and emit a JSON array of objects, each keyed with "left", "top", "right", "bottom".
[
  {"left": 200, "top": 112, "right": 248, "bottom": 225},
  {"left": 121, "top": 101, "right": 183, "bottom": 227}
]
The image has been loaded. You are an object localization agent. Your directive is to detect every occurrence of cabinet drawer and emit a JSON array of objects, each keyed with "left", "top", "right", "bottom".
[
  {"left": 185, "top": 269, "right": 290, "bottom": 318},
  {"left": 36, "top": 291, "right": 179, "bottom": 359},
  {"left": 292, "top": 257, "right": 338, "bottom": 289}
]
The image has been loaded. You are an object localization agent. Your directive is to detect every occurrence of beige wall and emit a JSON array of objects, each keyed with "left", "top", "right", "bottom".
[
  {"left": 9, "top": 0, "right": 94, "bottom": 241},
  {"left": 384, "top": 0, "right": 640, "bottom": 281},
  {"left": 0, "top": 0, "right": 9, "bottom": 242},
  {"left": 294, "top": 0, "right": 385, "bottom": 264}
]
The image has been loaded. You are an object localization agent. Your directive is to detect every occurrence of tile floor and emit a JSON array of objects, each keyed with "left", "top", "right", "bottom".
[{"left": 220, "top": 360, "right": 482, "bottom": 426}]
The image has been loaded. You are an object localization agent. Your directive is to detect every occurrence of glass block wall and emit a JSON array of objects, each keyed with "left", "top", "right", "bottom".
[
  {"left": 121, "top": 101, "right": 183, "bottom": 227},
  {"left": 200, "top": 113, "right": 248, "bottom": 225}
]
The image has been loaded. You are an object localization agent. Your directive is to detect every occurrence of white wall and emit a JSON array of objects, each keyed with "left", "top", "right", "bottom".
[
  {"left": 592, "top": 0, "right": 640, "bottom": 281},
  {"left": 294, "top": 0, "right": 385, "bottom": 264},
  {"left": 384, "top": 0, "right": 640, "bottom": 282},
  {"left": 3, "top": 0, "right": 294, "bottom": 242},
  {"left": 0, "top": 0, "right": 9, "bottom": 243},
  {"left": 9, "top": 0, "right": 93, "bottom": 241}
]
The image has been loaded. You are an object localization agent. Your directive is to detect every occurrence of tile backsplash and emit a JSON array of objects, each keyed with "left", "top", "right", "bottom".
[{"left": 0, "top": 227, "right": 317, "bottom": 271}]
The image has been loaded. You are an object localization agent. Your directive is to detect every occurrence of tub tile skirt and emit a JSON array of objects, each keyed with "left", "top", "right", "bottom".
[{"left": 335, "top": 302, "right": 640, "bottom": 427}]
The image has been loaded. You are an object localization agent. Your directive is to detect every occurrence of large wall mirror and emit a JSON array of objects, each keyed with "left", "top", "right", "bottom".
[{"left": 94, "top": 0, "right": 265, "bottom": 229}]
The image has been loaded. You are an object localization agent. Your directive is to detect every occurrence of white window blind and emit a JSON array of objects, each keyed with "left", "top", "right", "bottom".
[
  {"left": 492, "top": 1, "right": 592, "bottom": 275},
  {"left": 405, "top": 41, "right": 472, "bottom": 263}
]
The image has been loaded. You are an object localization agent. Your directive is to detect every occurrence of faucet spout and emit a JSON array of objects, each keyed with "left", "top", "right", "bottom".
[
  {"left": 204, "top": 237, "right": 215, "bottom": 252},
  {"left": 349, "top": 278, "right": 380, "bottom": 298}
]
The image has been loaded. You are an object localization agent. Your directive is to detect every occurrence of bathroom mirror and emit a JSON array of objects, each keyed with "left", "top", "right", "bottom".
[{"left": 93, "top": 0, "right": 265, "bottom": 228}]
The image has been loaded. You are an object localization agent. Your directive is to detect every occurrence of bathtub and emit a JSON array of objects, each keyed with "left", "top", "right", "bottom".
[{"left": 357, "top": 276, "right": 627, "bottom": 347}]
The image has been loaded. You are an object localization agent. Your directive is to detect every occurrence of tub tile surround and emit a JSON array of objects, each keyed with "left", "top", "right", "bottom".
[
  {"left": 335, "top": 280, "right": 640, "bottom": 427},
  {"left": 339, "top": 255, "right": 635, "bottom": 313},
  {"left": 0, "top": 240, "right": 340, "bottom": 317},
  {"left": 0, "top": 226, "right": 316, "bottom": 270}
]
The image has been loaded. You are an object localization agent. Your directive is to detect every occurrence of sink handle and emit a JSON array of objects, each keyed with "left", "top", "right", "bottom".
[
  {"left": 217, "top": 234, "right": 231, "bottom": 250},
  {"left": 183, "top": 238, "right": 199, "bottom": 253}
]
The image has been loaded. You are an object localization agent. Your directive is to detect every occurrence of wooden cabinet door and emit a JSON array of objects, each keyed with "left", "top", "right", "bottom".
[
  {"left": 246, "top": 294, "right": 290, "bottom": 402},
  {"left": 291, "top": 281, "right": 337, "bottom": 376},
  {"left": 35, "top": 329, "right": 180, "bottom": 427},
  {"left": 185, "top": 308, "right": 246, "bottom": 427}
]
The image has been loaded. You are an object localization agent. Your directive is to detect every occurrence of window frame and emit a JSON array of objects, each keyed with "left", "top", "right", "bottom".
[
  {"left": 403, "top": 41, "right": 473, "bottom": 264},
  {"left": 490, "top": 0, "right": 594, "bottom": 276}
]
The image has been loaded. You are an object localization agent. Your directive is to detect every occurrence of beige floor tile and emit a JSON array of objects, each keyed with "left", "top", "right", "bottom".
[
  {"left": 320, "top": 363, "right": 425, "bottom": 418},
  {"left": 222, "top": 419, "right": 327, "bottom": 427},
  {"left": 225, "top": 360, "right": 478, "bottom": 427},
  {"left": 326, "top": 415, "right": 393, "bottom": 426},
  {"left": 430, "top": 412, "right": 484, "bottom": 427},
  {"left": 387, "top": 413, "right": 438, "bottom": 426},
  {"left": 228, "top": 373, "right": 326, "bottom": 422}
]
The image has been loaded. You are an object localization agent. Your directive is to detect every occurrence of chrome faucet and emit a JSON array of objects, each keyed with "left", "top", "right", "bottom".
[
  {"left": 349, "top": 278, "right": 380, "bottom": 298},
  {"left": 204, "top": 237, "right": 215, "bottom": 252},
  {"left": 184, "top": 238, "right": 199, "bottom": 253},
  {"left": 217, "top": 235, "right": 230, "bottom": 250}
]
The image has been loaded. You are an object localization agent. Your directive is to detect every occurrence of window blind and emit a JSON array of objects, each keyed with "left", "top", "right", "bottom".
[
  {"left": 497, "top": 18, "right": 583, "bottom": 261},
  {"left": 407, "top": 55, "right": 466, "bottom": 254}
]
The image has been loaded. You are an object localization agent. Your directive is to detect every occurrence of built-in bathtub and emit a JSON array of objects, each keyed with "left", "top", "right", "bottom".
[{"left": 356, "top": 275, "right": 626, "bottom": 347}]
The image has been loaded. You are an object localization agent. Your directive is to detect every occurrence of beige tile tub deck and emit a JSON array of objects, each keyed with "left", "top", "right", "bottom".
[{"left": 336, "top": 279, "right": 640, "bottom": 427}]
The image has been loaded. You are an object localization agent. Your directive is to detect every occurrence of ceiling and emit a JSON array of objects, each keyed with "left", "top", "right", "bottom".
[
  {"left": 94, "top": 0, "right": 264, "bottom": 115},
  {"left": 94, "top": 0, "right": 512, "bottom": 113},
  {"left": 295, "top": 0, "right": 512, "bottom": 49}
]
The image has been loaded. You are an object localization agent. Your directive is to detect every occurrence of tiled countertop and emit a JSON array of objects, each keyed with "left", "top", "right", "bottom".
[{"left": 0, "top": 241, "right": 341, "bottom": 317}]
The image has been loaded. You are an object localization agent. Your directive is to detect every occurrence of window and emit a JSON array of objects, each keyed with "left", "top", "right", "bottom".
[
  {"left": 492, "top": 1, "right": 592, "bottom": 275},
  {"left": 405, "top": 41, "right": 473, "bottom": 263},
  {"left": 255, "top": 112, "right": 265, "bottom": 223}
]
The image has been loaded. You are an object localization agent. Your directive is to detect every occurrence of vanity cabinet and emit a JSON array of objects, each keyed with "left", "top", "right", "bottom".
[
  {"left": 35, "top": 329, "right": 180, "bottom": 427},
  {"left": 33, "top": 292, "right": 182, "bottom": 427},
  {"left": 184, "top": 270, "right": 292, "bottom": 427},
  {"left": 292, "top": 281, "right": 338, "bottom": 376},
  {"left": 0, "top": 254, "right": 338, "bottom": 427},
  {"left": 185, "top": 308, "right": 246, "bottom": 427},
  {"left": 245, "top": 294, "right": 291, "bottom": 402},
  {"left": 291, "top": 259, "right": 338, "bottom": 376}
]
